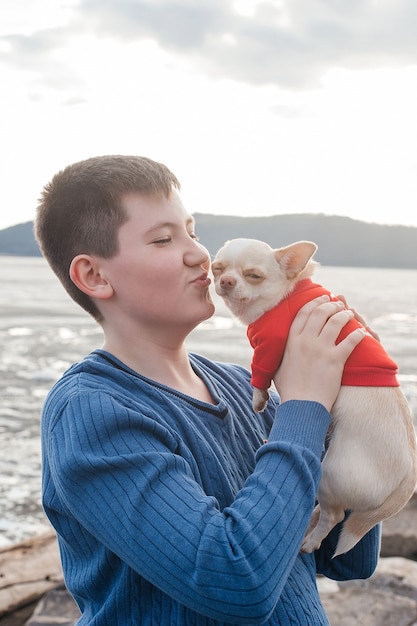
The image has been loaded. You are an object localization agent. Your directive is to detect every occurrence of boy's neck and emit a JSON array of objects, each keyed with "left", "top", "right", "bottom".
[{"left": 101, "top": 332, "right": 215, "bottom": 404}]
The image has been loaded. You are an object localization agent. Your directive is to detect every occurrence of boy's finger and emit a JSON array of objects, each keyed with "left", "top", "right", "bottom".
[
  {"left": 288, "top": 295, "right": 330, "bottom": 334},
  {"left": 335, "top": 326, "right": 367, "bottom": 359}
]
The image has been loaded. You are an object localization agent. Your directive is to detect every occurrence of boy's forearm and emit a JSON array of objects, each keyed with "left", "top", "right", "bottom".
[{"left": 315, "top": 521, "right": 381, "bottom": 580}]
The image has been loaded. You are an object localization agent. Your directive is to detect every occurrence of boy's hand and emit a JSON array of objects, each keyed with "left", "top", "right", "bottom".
[
  {"left": 273, "top": 295, "right": 366, "bottom": 412},
  {"left": 336, "top": 294, "right": 380, "bottom": 343}
]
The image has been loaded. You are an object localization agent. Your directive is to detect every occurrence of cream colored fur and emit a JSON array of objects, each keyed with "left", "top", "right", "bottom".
[{"left": 212, "top": 237, "right": 417, "bottom": 556}]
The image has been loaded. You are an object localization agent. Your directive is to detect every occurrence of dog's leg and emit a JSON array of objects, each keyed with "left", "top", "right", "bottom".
[
  {"left": 303, "top": 386, "right": 417, "bottom": 556},
  {"left": 301, "top": 502, "right": 345, "bottom": 553},
  {"left": 333, "top": 469, "right": 417, "bottom": 556},
  {"left": 252, "top": 387, "right": 269, "bottom": 412},
  {"left": 305, "top": 504, "right": 321, "bottom": 536}
]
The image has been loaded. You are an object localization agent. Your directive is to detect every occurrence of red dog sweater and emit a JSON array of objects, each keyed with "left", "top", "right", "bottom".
[{"left": 247, "top": 278, "right": 399, "bottom": 392}]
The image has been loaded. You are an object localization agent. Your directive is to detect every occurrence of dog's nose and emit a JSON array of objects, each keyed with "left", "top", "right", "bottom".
[{"left": 220, "top": 275, "right": 236, "bottom": 289}]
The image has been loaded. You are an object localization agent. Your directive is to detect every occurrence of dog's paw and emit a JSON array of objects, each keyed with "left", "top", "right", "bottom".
[
  {"left": 301, "top": 533, "right": 322, "bottom": 554},
  {"left": 252, "top": 388, "right": 269, "bottom": 413}
]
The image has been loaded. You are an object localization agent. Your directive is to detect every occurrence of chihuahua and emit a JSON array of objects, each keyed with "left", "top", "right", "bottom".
[{"left": 212, "top": 237, "right": 417, "bottom": 556}]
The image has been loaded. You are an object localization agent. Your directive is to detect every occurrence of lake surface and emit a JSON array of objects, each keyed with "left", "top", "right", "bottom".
[{"left": 0, "top": 256, "right": 416, "bottom": 547}]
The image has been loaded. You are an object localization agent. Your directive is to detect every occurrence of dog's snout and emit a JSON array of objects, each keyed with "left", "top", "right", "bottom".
[{"left": 220, "top": 275, "right": 236, "bottom": 289}]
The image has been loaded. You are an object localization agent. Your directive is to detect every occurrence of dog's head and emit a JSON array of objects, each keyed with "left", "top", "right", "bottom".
[{"left": 212, "top": 238, "right": 318, "bottom": 324}]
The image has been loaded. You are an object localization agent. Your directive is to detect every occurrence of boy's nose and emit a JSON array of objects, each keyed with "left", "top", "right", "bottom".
[{"left": 186, "top": 239, "right": 211, "bottom": 267}]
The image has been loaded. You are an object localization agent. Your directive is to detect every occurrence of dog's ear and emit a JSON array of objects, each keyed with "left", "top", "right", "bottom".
[{"left": 274, "top": 241, "right": 318, "bottom": 279}]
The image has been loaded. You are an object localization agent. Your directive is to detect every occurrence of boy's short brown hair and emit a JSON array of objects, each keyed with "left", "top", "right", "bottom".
[{"left": 35, "top": 155, "right": 180, "bottom": 321}]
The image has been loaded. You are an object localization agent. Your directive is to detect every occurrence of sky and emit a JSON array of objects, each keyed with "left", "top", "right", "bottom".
[{"left": 1, "top": 0, "right": 417, "bottom": 231}]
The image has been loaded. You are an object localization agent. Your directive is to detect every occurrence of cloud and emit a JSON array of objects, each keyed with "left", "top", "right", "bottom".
[
  {"left": 2, "top": 0, "right": 417, "bottom": 91},
  {"left": 0, "top": 27, "right": 85, "bottom": 96},
  {"left": 78, "top": 0, "right": 229, "bottom": 49},
  {"left": 75, "top": 0, "right": 417, "bottom": 88}
]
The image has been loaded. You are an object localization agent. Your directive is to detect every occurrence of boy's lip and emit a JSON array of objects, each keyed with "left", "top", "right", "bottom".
[{"left": 192, "top": 272, "right": 211, "bottom": 287}]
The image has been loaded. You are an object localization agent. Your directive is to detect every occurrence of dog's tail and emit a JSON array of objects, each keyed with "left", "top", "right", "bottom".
[
  {"left": 333, "top": 510, "right": 382, "bottom": 557},
  {"left": 333, "top": 473, "right": 416, "bottom": 557}
]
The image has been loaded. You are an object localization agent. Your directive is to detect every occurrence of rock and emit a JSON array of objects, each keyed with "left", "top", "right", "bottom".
[
  {"left": 4, "top": 492, "right": 417, "bottom": 625},
  {"left": 381, "top": 491, "right": 417, "bottom": 560},
  {"left": 0, "top": 532, "right": 63, "bottom": 619},
  {"left": 368, "top": 557, "right": 417, "bottom": 599},
  {"left": 24, "top": 559, "right": 417, "bottom": 626},
  {"left": 318, "top": 491, "right": 417, "bottom": 625},
  {"left": 319, "top": 557, "right": 417, "bottom": 626},
  {"left": 321, "top": 586, "right": 417, "bottom": 625},
  {"left": 24, "top": 584, "right": 80, "bottom": 625}
]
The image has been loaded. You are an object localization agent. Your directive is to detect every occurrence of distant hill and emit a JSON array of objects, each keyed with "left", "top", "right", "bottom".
[
  {"left": 1, "top": 215, "right": 417, "bottom": 269},
  {"left": 0, "top": 222, "right": 41, "bottom": 257},
  {"left": 194, "top": 213, "right": 417, "bottom": 269}
]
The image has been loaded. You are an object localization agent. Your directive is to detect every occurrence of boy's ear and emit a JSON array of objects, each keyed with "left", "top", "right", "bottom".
[{"left": 69, "top": 255, "right": 113, "bottom": 300}]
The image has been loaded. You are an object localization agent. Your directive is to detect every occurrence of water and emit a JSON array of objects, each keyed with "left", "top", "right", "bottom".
[{"left": 0, "top": 256, "right": 416, "bottom": 547}]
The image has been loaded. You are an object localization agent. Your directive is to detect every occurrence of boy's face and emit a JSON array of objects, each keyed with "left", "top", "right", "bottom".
[{"left": 97, "top": 189, "right": 215, "bottom": 335}]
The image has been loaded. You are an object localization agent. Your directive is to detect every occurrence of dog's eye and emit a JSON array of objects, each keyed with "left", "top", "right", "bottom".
[{"left": 246, "top": 273, "right": 263, "bottom": 280}]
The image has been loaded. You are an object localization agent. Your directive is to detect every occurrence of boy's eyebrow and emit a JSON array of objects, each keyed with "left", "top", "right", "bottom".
[{"left": 145, "top": 216, "right": 196, "bottom": 234}]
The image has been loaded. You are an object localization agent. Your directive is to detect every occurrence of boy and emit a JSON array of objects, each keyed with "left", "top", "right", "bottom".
[{"left": 35, "top": 155, "right": 379, "bottom": 625}]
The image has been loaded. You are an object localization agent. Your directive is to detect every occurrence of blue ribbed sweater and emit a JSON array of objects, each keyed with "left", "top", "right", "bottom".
[{"left": 41, "top": 350, "right": 381, "bottom": 625}]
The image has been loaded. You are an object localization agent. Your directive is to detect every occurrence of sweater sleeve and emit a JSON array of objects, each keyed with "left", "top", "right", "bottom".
[
  {"left": 46, "top": 392, "right": 332, "bottom": 624},
  {"left": 315, "top": 520, "right": 381, "bottom": 580}
]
